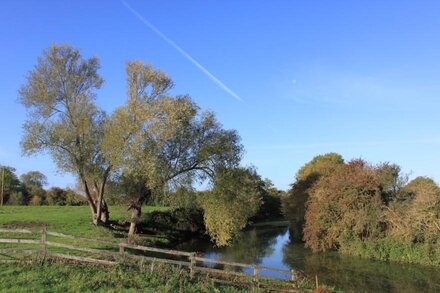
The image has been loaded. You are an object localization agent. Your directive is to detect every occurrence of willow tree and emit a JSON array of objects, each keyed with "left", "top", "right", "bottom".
[
  {"left": 103, "top": 61, "right": 242, "bottom": 237},
  {"left": 201, "top": 167, "right": 263, "bottom": 246},
  {"left": 19, "top": 45, "right": 111, "bottom": 224}
]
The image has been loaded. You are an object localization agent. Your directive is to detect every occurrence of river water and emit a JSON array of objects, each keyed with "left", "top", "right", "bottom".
[{"left": 175, "top": 222, "right": 440, "bottom": 293}]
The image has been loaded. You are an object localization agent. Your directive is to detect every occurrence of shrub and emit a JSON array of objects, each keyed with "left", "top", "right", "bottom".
[
  {"left": 303, "top": 160, "right": 385, "bottom": 252},
  {"left": 29, "top": 195, "right": 43, "bottom": 206},
  {"left": 141, "top": 208, "right": 205, "bottom": 237},
  {"left": 7, "top": 191, "right": 26, "bottom": 205},
  {"left": 282, "top": 153, "right": 344, "bottom": 242}
]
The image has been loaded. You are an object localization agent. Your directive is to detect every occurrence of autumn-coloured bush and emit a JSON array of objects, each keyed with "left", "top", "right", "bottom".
[
  {"left": 282, "top": 152, "right": 440, "bottom": 266},
  {"left": 282, "top": 153, "right": 344, "bottom": 242},
  {"left": 388, "top": 177, "right": 440, "bottom": 244},
  {"left": 303, "top": 160, "right": 386, "bottom": 252}
]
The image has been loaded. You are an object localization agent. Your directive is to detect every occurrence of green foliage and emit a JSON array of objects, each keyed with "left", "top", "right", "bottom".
[
  {"left": 46, "top": 187, "right": 87, "bottom": 206},
  {"left": 19, "top": 44, "right": 111, "bottom": 221},
  {"left": 46, "top": 187, "right": 67, "bottom": 206},
  {"left": 141, "top": 208, "right": 205, "bottom": 240},
  {"left": 103, "top": 61, "right": 243, "bottom": 235},
  {"left": 250, "top": 178, "right": 284, "bottom": 221},
  {"left": 296, "top": 152, "right": 344, "bottom": 180},
  {"left": 104, "top": 61, "right": 242, "bottom": 190},
  {"left": 201, "top": 167, "right": 262, "bottom": 246},
  {"left": 0, "top": 166, "right": 23, "bottom": 204},
  {"left": 19, "top": 45, "right": 104, "bottom": 175},
  {"left": 160, "top": 186, "right": 199, "bottom": 209},
  {"left": 340, "top": 237, "right": 440, "bottom": 267},
  {"left": 20, "top": 171, "right": 48, "bottom": 188},
  {"left": 20, "top": 171, "right": 48, "bottom": 205},
  {"left": 7, "top": 191, "right": 26, "bottom": 205}
]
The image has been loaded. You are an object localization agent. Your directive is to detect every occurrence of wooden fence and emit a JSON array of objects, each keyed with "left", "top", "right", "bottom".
[{"left": 0, "top": 228, "right": 305, "bottom": 292}]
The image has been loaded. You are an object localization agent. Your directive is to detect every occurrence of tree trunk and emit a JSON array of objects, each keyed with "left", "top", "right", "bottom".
[
  {"left": 128, "top": 204, "right": 142, "bottom": 238},
  {"left": 128, "top": 188, "right": 151, "bottom": 241},
  {"left": 91, "top": 167, "right": 111, "bottom": 226},
  {"left": 81, "top": 177, "right": 99, "bottom": 224},
  {"left": 93, "top": 200, "right": 109, "bottom": 226},
  {"left": 100, "top": 199, "right": 109, "bottom": 223}
]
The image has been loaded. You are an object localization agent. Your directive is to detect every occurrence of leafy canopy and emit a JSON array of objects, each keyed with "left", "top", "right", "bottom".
[{"left": 201, "top": 167, "right": 263, "bottom": 246}]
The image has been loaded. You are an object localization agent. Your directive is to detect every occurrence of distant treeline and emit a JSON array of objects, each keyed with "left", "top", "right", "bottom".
[
  {"left": 282, "top": 153, "right": 440, "bottom": 266},
  {"left": 0, "top": 167, "right": 86, "bottom": 206},
  {"left": 0, "top": 165, "right": 284, "bottom": 227}
]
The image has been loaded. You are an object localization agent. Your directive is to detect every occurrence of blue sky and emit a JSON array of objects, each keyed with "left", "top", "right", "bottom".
[{"left": 1, "top": 1, "right": 440, "bottom": 190}]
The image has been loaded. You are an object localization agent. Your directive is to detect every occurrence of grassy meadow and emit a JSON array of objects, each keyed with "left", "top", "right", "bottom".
[
  {"left": 0, "top": 205, "right": 172, "bottom": 261},
  {"left": 0, "top": 206, "right": 169, "bottom": 240},
  {"left": 0, "top": 261, "right": 248, "bottom": 293},
  {"left": 0, "top": 206, "right": 247, "bottom": 293},
  {"left": 0, "top": 206, "right": 331, "bottom": 292}
]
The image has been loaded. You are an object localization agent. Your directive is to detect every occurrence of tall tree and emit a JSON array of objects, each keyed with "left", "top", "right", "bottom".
[
  {"left": 0, "top": 166, "right": 22, "bottom": 205},
  {"left": 20, "top": 171, "right": 48, "bottom": 188},
  {"left": 21, "top": 171, "right": 47, "bottom": 205},
  {"left": 103, "top": 61, "right": 242, "bottom": 237},
  {"left": 19, "top": 45, "right": 111, "bottom": 224}
]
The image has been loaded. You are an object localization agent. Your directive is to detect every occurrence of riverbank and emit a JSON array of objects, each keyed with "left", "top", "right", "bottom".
[
  {"left": 5, "top": 206, "right": 439, "bottom": 292},
  {"left": 0, "top": 206, "right": 337, "bottom": 292},
  {"left": 339, "top": 237, "right": 440, "bottom": 267},
  {"left": 176, "top": 223, "right": 440, "bottom": 293}
]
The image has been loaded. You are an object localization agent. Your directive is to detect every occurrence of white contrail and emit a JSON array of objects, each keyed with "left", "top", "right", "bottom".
[{"left": 120, "top": 0, "right": 243, "bottom": 102}]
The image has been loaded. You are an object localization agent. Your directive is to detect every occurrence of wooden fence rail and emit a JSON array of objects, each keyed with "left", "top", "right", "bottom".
[{"left": 0, "top": 228, "right": 303, "bottom": 292}]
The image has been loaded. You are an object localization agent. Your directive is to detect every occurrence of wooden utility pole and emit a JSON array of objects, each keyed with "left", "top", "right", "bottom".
[{"left": 0, "top": 167, "right": 4, "bottom": 206}]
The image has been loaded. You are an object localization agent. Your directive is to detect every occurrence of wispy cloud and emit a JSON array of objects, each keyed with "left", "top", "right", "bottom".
[
  {"left": 281, "top": 67, "right": 440, "bottom": 109},
  {"left": 120, "top": 0, "right": 243, "bottom": 102}
]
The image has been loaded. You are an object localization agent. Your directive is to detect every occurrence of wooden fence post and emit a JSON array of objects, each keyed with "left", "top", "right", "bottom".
[
  {"left": 290, "top": 269, "right": 295, "bottom": 282},
  {"left": 150, "top": 258, "right": 155, "bottom": 273},
  {"left": 189, "top": 253, "right": 196, "bottom": 279},
  {"left": 119, "top": 243, "right": 125, "bottom": 262},
  {"left": 40, "top": 229, "right": 47, "bottom": 262},
  {"left": 252, "top": 265, "right": 259, "bottom": 291}
]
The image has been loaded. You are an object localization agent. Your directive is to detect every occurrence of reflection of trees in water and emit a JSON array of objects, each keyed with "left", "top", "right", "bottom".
[
  {"left": 176, "top": 224, "right": 288, "bottom": 270},
  {"left": 218, "top": 225, "right": 287, "bottom": 264},
  {"left": 282, "top": 242, "right": 440, "bottom": 293}
]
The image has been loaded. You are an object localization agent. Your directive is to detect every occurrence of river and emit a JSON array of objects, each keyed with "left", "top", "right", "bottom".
[{"left": 175, "top": 222, "right": 440, "bottom": 293}]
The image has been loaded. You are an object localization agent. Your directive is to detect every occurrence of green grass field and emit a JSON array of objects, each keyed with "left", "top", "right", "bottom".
[
  {"left": 0, "top": 206, "right": 247, "bottom": 292},
  {"left": 0, "top": 206, "right": 328, "bottom": 293},
  {"left": 0, "top": 205, "right": 172, "bottom": 261},
  {"left": 0, "top": 205, "right": 169, "bottom": 240},
  {"left": 0, "top": 261, "right": 247, "bottom": 293}
]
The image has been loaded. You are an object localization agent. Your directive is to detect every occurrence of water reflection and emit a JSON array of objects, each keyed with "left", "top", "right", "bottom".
[{"left": 176, "top": 223, "right": 440, "bottom": 293}]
